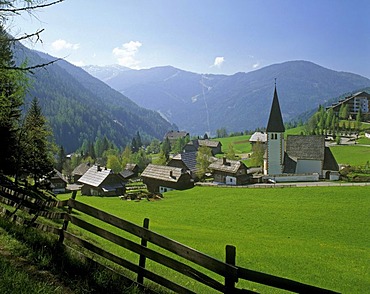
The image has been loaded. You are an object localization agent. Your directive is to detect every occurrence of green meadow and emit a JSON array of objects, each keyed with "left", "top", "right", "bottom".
[
  {"left": 215, "top": 135, "right": 252, "bottom": 155},
  {"left": 330, "top": 145, "right": 370, "bottom": 166},
  {"left": 58, "top": 186, "right": 370, "bottom": 293}
]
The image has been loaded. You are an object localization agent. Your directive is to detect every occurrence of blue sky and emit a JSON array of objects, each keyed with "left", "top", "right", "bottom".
[{"left": 9, "top": 0, "right": 370, "bottom": 77}]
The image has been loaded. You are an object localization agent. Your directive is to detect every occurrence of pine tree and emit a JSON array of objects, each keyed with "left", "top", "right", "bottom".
[
  {"left": 131, "top": 137, "right": 138, "bottom": 153},
  {"left": 355, "top": 109, "right": 362, "bottom": 132},
  {"left": 135, "top": 131, "right": 142, "bottom": 148},
  {"left": 0, "top": 24, "right": 27, "bottom": 175},
  {"left": 22, "top": 97, "right": 54, "bottom": 186}
]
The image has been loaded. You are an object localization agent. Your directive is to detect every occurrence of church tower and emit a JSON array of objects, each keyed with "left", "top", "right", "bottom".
[{"left": 264, "top": 85, "right": 285, "bottom": 175}]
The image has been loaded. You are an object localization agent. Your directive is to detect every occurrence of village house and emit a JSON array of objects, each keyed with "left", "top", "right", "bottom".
[
  {"left": 209, "top": 157, "right": 251, "bottom": 185},
  {"left": 167, "top": 151, "right": 198, "bottom": 179},
  {"left": 164, "top": 130, "right": 190, "bottom": 146},
  {"left": 183, "top": 139, "right": 222, "bottom": 155},
  {"left": 48, "top": 169, "right": 68, "bottom": 194},
  {"left": 141, "top": 164, "right": 194, "bottom": 193},
  {"left": 78, "top": 165, "right": 126, "bottom": 196},
  {"left": 72, "top": 162, "right": 91, "bottom": 183},
  {"left": 119, "top": 163, "right": 139, "bottom": 180},
  {"left": 263, "top": 86, "right": 339, "bottom": 181}
]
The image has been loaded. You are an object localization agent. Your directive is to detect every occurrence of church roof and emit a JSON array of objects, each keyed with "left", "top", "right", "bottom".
[
  {"left": 285, "top": 135, "right": 325, "bottom": 160},
  {"left": 266, "top": 86, "right": 285, "bottom": 132}
]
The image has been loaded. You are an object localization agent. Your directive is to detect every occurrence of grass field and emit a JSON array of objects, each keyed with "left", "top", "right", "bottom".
[
  {"left": 214, "top": 135, "right": 252, "bottom": 154},
  {"left": 330, "top": 145, "right": 370, "bottom": 166},
  {"left": 58, "top": 186, "right": 370, "bottom": 293}
]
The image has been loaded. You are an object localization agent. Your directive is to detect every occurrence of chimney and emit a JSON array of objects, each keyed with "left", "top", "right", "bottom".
[
  {"left": 170, "top": 170, "right": 176, "bottom": 179},
  {"left": 223, "top": 157, "right": 227, "bottom": 165},
  {"left": 97, "top": 165, "right": 101, "bottom": 172}
]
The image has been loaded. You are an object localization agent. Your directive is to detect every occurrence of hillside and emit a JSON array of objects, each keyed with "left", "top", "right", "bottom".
[
  {"left": 13, "top": 44, "right": 175, "bottom": 153},
  {"left": 84, "top": 61, "right": 370, "bottom": 135}
]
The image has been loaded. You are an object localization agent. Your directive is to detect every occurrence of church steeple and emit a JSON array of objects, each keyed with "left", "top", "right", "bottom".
[
  {"left": 264, "top": 83, "right": 285, "bottom": 176},
  {"left": 266, "top": 85, "right": 285, "bottom": 132}
]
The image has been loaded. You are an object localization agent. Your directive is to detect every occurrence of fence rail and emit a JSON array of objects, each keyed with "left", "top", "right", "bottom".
[{"left": 0, "top": 184, "right": 339, "bottom": 294}]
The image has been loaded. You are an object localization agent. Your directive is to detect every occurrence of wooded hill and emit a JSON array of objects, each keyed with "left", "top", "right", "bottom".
[{"left": 13, "top": 43, "right": 176, "bottom": 153}]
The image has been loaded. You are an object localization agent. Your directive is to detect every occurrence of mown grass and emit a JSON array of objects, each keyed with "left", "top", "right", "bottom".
[
  {"left": 357, "top": 136, "right": 370, "bottom": 145},
  {"left": 58, "top": 185, "right": 370, "bottom": 293},
  {"left": 214, "top": 135, "right": 252, "bottom": 154},
  {"left": 330, "top": 145, "right": 370, "bottom": 166}
]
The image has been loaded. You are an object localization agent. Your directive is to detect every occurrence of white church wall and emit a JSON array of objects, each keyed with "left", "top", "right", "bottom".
[
  {"left": 263, "top": 173, "right": 319, "bottom": 182},
  {"left": 267, "top": 133, "right": 284, "bottom": 175},
  {"left": 296, "top": 160, "right": 322, "bottom": 175}
]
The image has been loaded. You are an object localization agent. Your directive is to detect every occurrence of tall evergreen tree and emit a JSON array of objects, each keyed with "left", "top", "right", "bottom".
[
  {"left": 0, "top": 24, "right": 27, "bottom": 175},
  {"left": 135, "top": 131, "right": 142, "bottom": 148},
  {"left": 22, "top": 97, "right": 54, "bottom": 186},
  {"left": 131, "top": 137, "right": 138, "bottom": 153}
]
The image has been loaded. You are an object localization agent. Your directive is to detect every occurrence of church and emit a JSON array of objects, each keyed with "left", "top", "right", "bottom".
[{"left": 263, "top": 86, "right": 339, "bottom": 181}]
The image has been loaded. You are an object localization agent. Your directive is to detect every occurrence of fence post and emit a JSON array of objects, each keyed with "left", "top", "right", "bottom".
[
  {"left": 224, "top": 245, "right": 237, "bottom": 294},
  {"left": 58, "top": 190, "right": 77, "bottom": 244},
  {"left": 137, "top": 218, "right": 149, "bottom": 285}
]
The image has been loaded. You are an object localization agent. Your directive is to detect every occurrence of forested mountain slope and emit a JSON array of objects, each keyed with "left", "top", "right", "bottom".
[
  {"left": 85, "top": 61, "right": 370, "bottom": 135},
  {"left": 14, "top": 44, "right": 175, "bottom": 153}
]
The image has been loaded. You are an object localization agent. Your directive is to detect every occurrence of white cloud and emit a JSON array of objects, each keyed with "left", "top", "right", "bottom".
[
  {"left": 213, "top": 56, "right": 225, "bottom": 68},
  {"left": 51, "top": 39, "right": 80, "bottom": 51},
  {"left": 252, "top": 62, "right": 260, "bottom": 69},
  {"left": 112, "top": 41, "right": 142, "bottom": 68}
]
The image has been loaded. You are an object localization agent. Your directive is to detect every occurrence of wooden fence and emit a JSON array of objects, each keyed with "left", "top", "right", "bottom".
[{"left": 0, "top": 184, "right": 339, "bottom": 294}]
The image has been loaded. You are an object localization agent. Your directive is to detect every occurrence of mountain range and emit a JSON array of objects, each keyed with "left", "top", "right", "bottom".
[
  {"left": 84, "top": 62, "right": 370, "bottom": 135},
  {"left": 13, "top": 43, "right": 175, "bottom": 153}
]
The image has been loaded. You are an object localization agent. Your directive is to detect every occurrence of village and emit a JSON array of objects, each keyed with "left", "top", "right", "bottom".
[{"left": 48, "top": 88, "right": 370, "bottom": 198}]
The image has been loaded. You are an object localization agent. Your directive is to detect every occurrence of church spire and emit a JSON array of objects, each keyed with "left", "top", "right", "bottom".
[{"left": 266, "top": 84, "right": 285, "bottom": 132}]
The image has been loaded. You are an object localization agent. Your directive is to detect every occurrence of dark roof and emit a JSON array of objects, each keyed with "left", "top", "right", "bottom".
[
  {"left": 209, "top": 158, "right": 247, "bottom": 174},
  {"left": 72, "top": 162, "right": 91, "bottom": 176},
  {"left": 50, "top": 169, "right": 68, "bottom": 183},
  {"left": 323, "top": 147, "right": 339, "bottom": 171},
  {"left": 285, "top": 135, "right": 325, "bottom": 160},
  {"left": 78, "top": 165, "right": 112, "bottom": 187},
  {"left": 119, "top": 169, "right": 135, "bottom": 179},
  {"left": 164, "top": 131, "right": 189, "bottom": 140},
  {"left": 125, "top": 163, "right": 138, "bottom": 171},
  {"left": 198, "top": 140, "right": 221, "bottom": 148},
  {"left": 266, "top": 86, "right": 285, "bottom": 133},
  {"left": 170, "top": 152, "right": 197, "bottom": 173},
  {"left": 141, "top": 164, "right": 189, "bottom": 182},
  {"left": 283, "top": 152, "right": 297, "bottom": 174}
]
